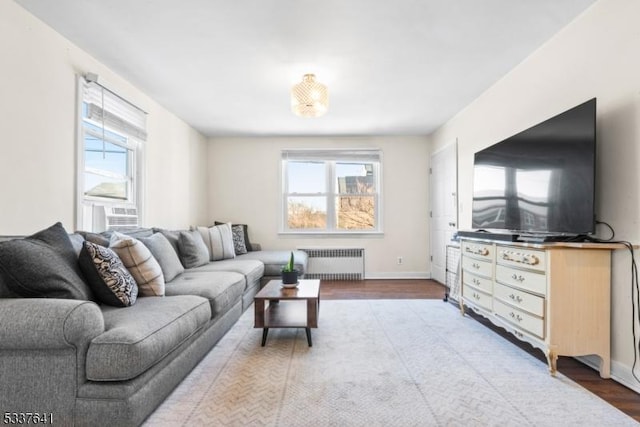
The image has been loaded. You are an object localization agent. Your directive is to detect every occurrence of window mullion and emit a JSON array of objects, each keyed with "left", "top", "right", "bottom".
[{"left": 327, "top": 161, "right": 335, "bottom": 232}]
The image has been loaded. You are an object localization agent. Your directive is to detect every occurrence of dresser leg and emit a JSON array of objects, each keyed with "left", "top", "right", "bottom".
[{"left": 546, "top": 350, "right": 558, "bottom": 376}]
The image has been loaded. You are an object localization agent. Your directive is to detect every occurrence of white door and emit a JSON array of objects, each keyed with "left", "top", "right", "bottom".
[{"left": 429, "top": 142, "right": 458, "bottom": 284}]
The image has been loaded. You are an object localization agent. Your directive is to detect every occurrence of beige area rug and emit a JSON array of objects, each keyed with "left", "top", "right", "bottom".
[{"left": 144, "top": 300, "right": 637, "bottom": 426}]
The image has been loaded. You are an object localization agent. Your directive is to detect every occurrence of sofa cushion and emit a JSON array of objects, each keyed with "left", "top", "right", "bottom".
[
  {"left": 235, "top": 250, "right": 308, "bottom": 276},
  {"left": 110, "top": 232, "right": 165, "bottom": 296},
  {"left": 78, "top": 241, "right": 138, "bottom": 307},
  {"left": 189, "top": 259, "right": 264, "bottom": 291},
  {"left": 196, "top": 224, "right": 236, "bottom": 261},
  {"left": 86, "top": 295, "right": 210, "bottom": 381},
  {"left": 139, "top": 233, "right": 184, "bottom": 282},
  {"left": 165, "top": 271, "right": 244, "bottom": 319},
  {"left": 0, "top": 222, "right": 94, "bottom": 300},
  {"left": 178, "top": 230, "right": 210, "bottom": 268}
]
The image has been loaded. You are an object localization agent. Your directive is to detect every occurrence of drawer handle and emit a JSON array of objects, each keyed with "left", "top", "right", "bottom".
[
  {"left": 472, "top": 292, "right": 481, "bottom": 300},
  {"left": 472, "top": 278, "right": 481, "bottom": 285},
  {"left": 501, "top": 250, "right": 540, "bottom": 266},
  {"left": 514, "top": 330, "right": 524, "bottom": 338},
  {"left": 509, "top": 294, "right": 523, "bottom": 303},
  {"left": 511, "top": 273, "right": 525, "bottom": 282},
  {"left": 466, "top": 246, "right": 489, "bottom": 256},
  {"left": 509, "top": 312, "right": 523, "bottom": 322},
  {"left": 472, "top": 263, "right": 481, "bottom": 269}
]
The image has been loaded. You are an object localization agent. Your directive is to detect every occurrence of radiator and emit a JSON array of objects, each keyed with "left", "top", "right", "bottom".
[{"left": 299, "top": 247, "right": 365, "bottom": 280}]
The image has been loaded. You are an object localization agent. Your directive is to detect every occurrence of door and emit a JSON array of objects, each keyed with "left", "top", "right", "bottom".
[{"left": 429, "top": 142, "right": 458, "bottom": 284}]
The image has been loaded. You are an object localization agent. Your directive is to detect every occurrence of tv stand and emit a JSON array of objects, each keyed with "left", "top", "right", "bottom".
[{"left": 458, "top": 237, "right": 621, "bottom": 378}]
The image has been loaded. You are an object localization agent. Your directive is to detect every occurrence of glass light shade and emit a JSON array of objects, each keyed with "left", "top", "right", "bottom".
[{"left": 291, "top": 74, "right": 328, "bottom": 118}]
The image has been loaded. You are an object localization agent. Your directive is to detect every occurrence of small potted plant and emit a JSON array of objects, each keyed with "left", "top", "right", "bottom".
[{"left": 281, "top": 251, "right": 299, "bottom": 286}]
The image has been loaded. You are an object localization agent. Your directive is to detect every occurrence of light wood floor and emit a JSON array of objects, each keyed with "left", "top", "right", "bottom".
[{"left": 320, "top": 279, "right": 640, "bottom": 422}]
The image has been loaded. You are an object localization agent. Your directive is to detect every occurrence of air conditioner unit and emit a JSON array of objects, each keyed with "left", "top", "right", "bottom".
[{"left": 92, "top": 205, "right": 139, "bottom": 232}]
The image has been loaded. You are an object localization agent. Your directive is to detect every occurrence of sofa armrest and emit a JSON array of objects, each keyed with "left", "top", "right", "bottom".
[
  {"left": 250, "top": 242, "right": 262, "bottom": 251},
  {"left": 0, "top": 298, "right": 104, "bottom": 350}
]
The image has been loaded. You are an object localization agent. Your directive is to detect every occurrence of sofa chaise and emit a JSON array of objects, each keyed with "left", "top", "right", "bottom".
[{"left": 0, "top": 223, "right": 307, "bottom": 426}]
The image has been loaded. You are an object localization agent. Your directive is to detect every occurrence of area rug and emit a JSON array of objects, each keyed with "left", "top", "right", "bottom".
[{"left": 144, "top": 300, "right": 637, "bottom": 426}]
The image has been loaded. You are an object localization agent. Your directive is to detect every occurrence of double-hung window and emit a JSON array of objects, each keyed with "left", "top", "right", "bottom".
[
  {"left": 77, "top": 78, "right": 147, "bottom": 229},
  {"left": 281, "top": 149, "right": 382, "bottom": 234}
]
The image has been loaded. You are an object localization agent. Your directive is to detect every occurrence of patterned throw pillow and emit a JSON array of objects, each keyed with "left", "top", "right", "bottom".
[
  {"left": 109, "top": 232, "right": 165, "bottom": 296},
  {"left": 230, "top": 225, "right": 248, "bottom": 255},
  {"left": 78, "top": 241, "right": 138, "bottom": 307},
  {"left": 196, "top": 224, "right": 236, "bottom": 261},
  {"left": 214, "top": 221, "right": 253, "bottom": 252}
]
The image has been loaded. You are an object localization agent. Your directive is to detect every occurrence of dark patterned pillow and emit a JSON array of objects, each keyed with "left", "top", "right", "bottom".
[
  {"left": 214, "top": 221, "right": 252, "bottom": 253},
  {"left": 78, "top": 241, "right": 138, "bottom": 307}
]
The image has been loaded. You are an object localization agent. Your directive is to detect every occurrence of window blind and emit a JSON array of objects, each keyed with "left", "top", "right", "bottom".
[{"left": 82, "top": 80, "right": 147, "bottom": 141}]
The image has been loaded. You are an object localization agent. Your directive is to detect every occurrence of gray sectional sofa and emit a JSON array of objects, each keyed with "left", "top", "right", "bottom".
[{"left": 0, "top": 224, "right": 307, "bottom": 426}]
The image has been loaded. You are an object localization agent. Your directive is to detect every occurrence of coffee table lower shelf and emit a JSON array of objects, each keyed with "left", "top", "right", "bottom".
[
  {"left": 260, "top": 301, "right": 316, "bottom": 346},
  {"left": 253, "top": 279, "right": 321, "bottom": 347}
]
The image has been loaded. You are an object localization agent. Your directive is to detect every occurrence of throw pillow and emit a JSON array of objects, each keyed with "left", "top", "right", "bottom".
[
  {"left": 78, "top": 241, "right": 138, "bottom": 307},
  {"left": 178, "top": 230, "right": 210, "bottom": 268},
  {"left": 139, "top": 233, "right": 185, "bottom": 282},
  {"left": 153, "top": 228, "right": 182, "bottom": 259},
  {"left": 196, "top": 224, "right": 236, "bottom": 261},
  {"left": 0, "top": 222, "right": 94, "bottom": 300},
  {"left": 214, "top": 221, "right": 253, "bottom": 252},
  {"left": 109, "top": 232, "right": 165, "bottom": 296}
]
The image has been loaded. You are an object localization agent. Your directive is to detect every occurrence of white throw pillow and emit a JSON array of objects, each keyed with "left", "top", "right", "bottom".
[
  {"left": 109, "top": 231, "right": 165, "bottom": 296},
  {"left": 196, "top": 223, "right": 236, "bottom": 261}
]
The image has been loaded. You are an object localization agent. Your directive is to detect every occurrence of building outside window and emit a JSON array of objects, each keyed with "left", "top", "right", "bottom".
[{"left": 281, "top": 149, "right": 382, "bottom": 234}]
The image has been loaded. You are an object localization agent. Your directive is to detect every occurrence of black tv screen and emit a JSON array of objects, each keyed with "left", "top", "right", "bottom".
[{"left": 471, "top": 98, "right": 596, "bottom": 236}]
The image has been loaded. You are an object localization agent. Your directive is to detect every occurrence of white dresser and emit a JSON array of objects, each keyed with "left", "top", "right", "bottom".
[{"left": 459, "top": 238, "right": 619, "bottom": 378}]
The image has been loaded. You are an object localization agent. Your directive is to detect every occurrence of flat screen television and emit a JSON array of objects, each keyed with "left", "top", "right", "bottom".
[{"left": 471, "top": 98, "right": 596, "bottom": 238}]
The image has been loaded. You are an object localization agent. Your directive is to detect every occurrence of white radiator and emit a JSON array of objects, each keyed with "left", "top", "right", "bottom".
[{"left": 299, "top": 247, "right": 365, "bottom": 280}]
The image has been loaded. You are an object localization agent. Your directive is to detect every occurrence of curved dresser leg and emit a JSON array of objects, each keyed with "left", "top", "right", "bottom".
[{"left": 546, "top": 350, "right": 558, "bottom": 377}]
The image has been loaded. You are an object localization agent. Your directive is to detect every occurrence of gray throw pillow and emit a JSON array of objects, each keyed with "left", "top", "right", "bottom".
[
  {"left": 78, "top": 241, "right": 138, "bottom": 307},
  {"left": 154, "top": 228, "right": 182, "bottom": 259},
  {"left": 139, "top": 233, "right": 185, "bottom": 282},
  {"left": 178, "top": 230, "right": 210, "bottom": 268},
  {"left": 0, "top": 222, "right": 94, "bottom": 300}
]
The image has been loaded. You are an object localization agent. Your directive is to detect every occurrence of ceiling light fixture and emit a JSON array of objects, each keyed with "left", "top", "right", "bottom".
[{"left": 291, "top": 74, "right": 328, "bottom": 118}]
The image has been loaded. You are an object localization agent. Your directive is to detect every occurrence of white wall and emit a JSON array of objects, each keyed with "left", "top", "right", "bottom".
[
  {"left": 208, "top": 136, "right": 430, "bottom": 278},
  {"left": 430, "top": 0, "right": 640, "bottom": 390},
  {"left": 0, "top": 1, "right": 209, "bottom": 234}
]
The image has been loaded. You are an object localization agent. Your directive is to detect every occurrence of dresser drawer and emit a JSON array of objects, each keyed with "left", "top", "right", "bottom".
[
  {"left": 462, "top": 241, "right": 494, "bottom": 260},
  {"left": 494, "top": 300, "right": 544, "bottom": 339},
  {"left": 496, "top": 265, "right": 546, "bottom": 296},
  {"left": 462, "top": 256, "right": 493, "bottom": 278},
  {"left": 462, "top": 284, "right": 492, "bottom": 311},
  {"left": 463, "top": 272, "right": 493, "bottom": 294},
  {"left": 493, "top": 282, "right": 544, "bottom": 317},
  {"left": 497, "top": 246, "right": 546, "bottom": 272}
]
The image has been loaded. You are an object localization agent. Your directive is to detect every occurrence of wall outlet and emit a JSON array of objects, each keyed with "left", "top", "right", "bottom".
[{"left": 397, "top": 256, "right": 403, "bottom": 265}]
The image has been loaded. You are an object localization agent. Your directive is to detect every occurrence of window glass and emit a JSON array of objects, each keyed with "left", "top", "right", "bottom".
[{"left": 281, "top": 150, "right": 381, "bottom": 233}]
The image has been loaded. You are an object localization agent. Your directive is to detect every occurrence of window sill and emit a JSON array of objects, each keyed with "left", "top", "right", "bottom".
[{"left": 278, "top": 231, "right": 384, "bottom": 237}]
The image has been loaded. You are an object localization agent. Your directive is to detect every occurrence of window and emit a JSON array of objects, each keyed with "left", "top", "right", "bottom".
[
  {"left": 281, "top": 149, "right": 382, "bottom": 233},
  {"left": 77, "top": 77, "right": 147, "bottom": 230}
]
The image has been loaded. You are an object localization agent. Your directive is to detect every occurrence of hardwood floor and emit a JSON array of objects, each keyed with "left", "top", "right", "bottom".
[{"left": 320, "top": 279, "right": 640, "bottom": 422}]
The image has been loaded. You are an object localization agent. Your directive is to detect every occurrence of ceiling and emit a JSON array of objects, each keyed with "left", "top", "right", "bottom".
[{"left": 16, "top": 0, "right": 597, "bottom": 137}]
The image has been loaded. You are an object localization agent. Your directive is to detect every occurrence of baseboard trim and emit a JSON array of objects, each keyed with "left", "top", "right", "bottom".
[
  {"left": 364, "top": 272, "right": 431, "bottom": 280},
  {"left": 576, "top": 355, "right": 640, "bottom": 394}
]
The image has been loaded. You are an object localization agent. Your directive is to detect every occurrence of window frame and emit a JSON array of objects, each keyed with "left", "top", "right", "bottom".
[
  {"left": 75, "top": 76, "right": 146, "bottom": 230},
  {"left": 280, "top": 149, "right": 383, "bottom": 235}
]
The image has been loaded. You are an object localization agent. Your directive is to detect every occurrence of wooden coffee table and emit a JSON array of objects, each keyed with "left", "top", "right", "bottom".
[{"left": 254, "top": 279, "right": 320, "bottom": 347}]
